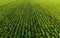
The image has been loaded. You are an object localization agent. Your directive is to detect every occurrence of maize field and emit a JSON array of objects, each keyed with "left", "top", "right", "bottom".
[{"left": 0, "top": 0, "right": 60, "bottom": 38}]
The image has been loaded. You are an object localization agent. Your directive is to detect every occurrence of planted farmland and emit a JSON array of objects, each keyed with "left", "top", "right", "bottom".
[{"left": 0, "top": 0, "right": 60, "bottom": 38}]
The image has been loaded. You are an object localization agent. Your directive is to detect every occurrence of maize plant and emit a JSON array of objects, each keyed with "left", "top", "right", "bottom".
[{"left": 0, "top": 0, "right": 60, "bottom": 38}]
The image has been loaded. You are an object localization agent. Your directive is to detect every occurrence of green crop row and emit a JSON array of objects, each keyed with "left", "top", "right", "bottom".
[{"left": 0, "top": 0, "right": 60, "bottom": 38}]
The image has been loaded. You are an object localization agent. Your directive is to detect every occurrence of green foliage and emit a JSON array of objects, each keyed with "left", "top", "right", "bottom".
[{"left": 0, "top": 0, "right": 60, "bottom": 38}]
